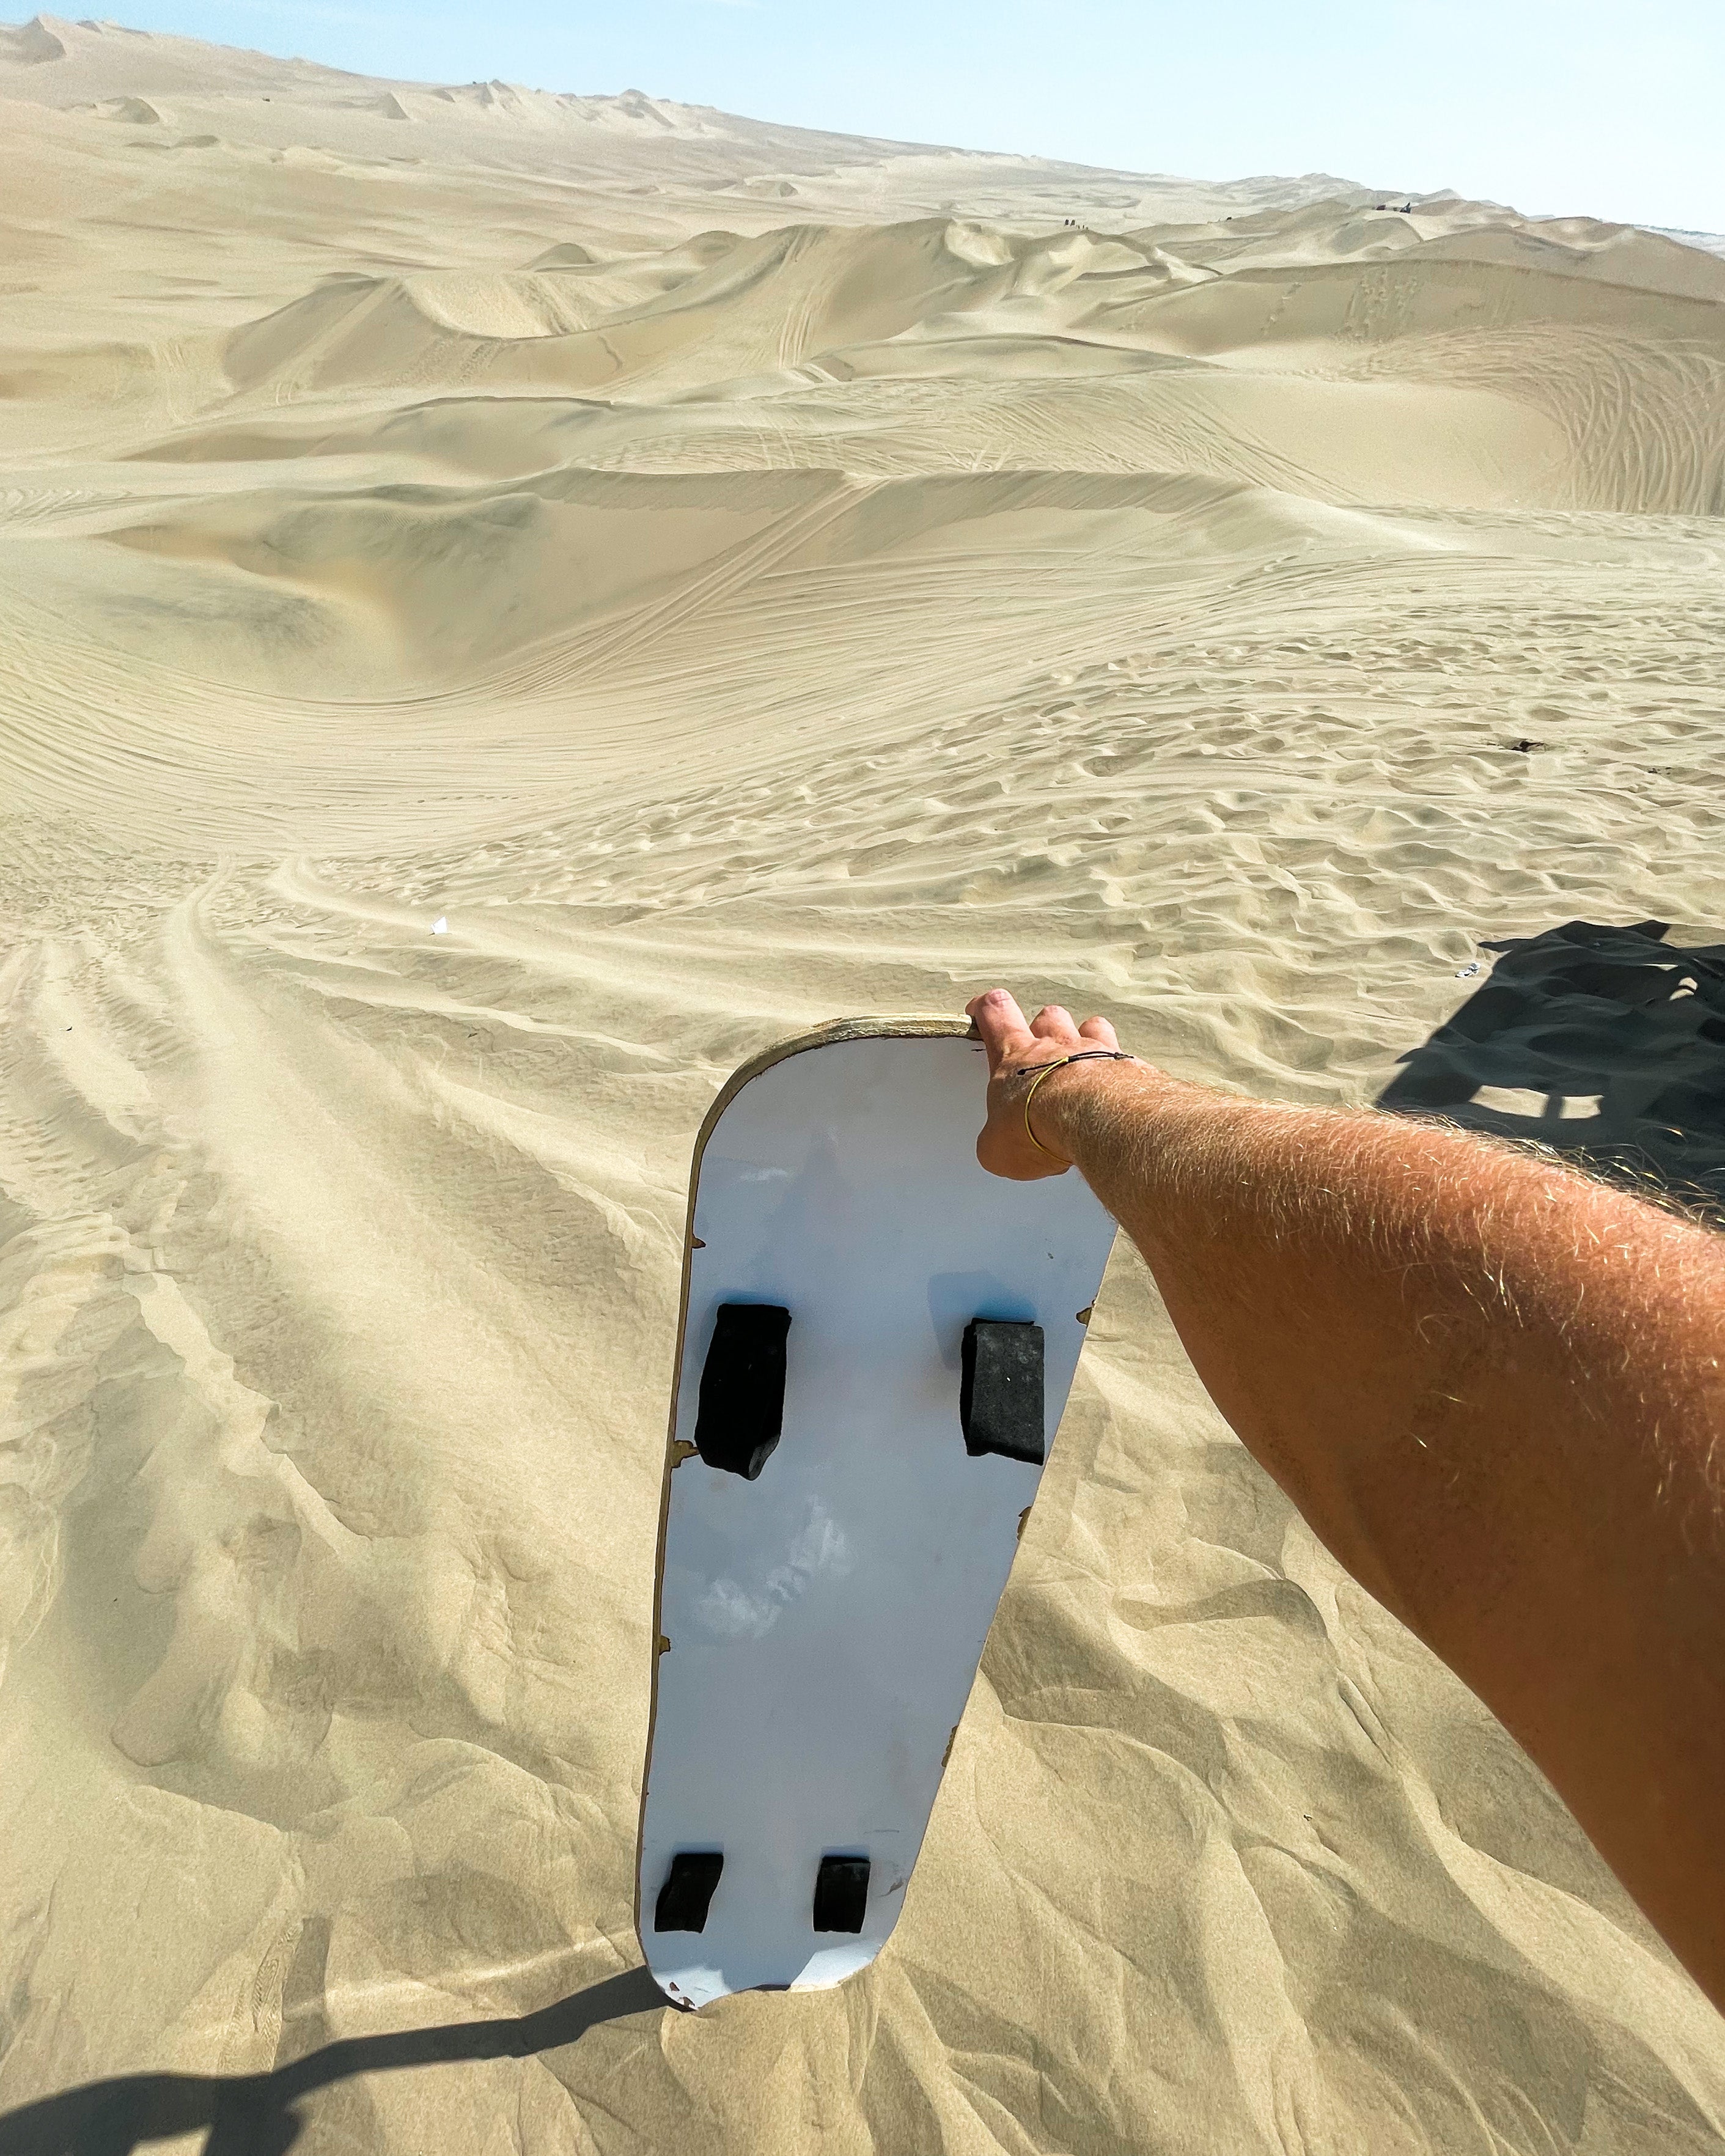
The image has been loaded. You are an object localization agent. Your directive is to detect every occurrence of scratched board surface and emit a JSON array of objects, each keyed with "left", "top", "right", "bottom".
[{"left": 638, "top": 1026, "right": 1117, "bottom": 2005}]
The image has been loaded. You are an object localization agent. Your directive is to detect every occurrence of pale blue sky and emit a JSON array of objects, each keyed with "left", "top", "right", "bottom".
[{"left": 62, "top": 0, "right": 1725, "bottom": 233}]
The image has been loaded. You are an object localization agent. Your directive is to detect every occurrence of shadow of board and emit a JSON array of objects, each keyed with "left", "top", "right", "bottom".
[
  {"left": 0, "top": 1968, "right": 675, "bottom": 2156},
  {"left": 1377, "top": 918, "right": 1725, "bottom": 1213}
]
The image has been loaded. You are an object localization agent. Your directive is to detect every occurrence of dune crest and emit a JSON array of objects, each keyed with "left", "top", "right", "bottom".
[
  {"left": 1, "top": 13, "right": 66, "bottom": 63},
  {"left": 1, "top": 19, "right": 1723, "bottom": 2156}
]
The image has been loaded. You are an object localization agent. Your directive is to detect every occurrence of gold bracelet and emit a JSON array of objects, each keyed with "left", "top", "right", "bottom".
[{"left": 1015, "top": 1050, "right": 1135, "bottom": 1160}]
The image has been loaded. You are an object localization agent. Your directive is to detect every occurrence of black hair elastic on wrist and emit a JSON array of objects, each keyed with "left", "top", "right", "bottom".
[{"left": 1011, "top": 1049, "right": 1135, "bottom": 1159}]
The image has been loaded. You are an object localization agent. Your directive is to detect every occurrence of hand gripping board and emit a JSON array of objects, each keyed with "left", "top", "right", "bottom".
[{"left": 638, "top": 1021, "right": 1116, "bottom": 2007}]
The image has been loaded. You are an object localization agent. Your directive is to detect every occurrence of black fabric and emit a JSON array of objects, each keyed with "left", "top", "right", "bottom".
[
  {"left": 960, "top": 1319, "right": 1046, "bottom": 1464},
  {"left": 694, "top": 1303, "right": 792, "bottom": 1479},
  {"left": 812, "top": 1855, "right": 870, "bottom": 1934},
  {"left": 653, "top": 1850, "right": 724, "bottom": 1934}
]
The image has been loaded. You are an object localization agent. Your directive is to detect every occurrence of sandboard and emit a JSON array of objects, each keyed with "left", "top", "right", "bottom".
[{"left": 636, "top": 1020, "right": 1117, "bottom": 2007}]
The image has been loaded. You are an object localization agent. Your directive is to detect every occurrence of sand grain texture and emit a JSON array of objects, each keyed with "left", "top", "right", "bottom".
[{"left": 1, "top": 15, "right": 1724, "bottom": 2150}]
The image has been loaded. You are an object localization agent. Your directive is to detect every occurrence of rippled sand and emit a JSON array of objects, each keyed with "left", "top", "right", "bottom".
[{"left": 2, "top": 16, "right": 1724, "bottom": 2149}]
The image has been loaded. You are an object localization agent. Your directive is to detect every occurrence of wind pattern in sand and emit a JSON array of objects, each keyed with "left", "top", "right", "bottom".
[{"left": 2, "top": 15, "right": 1724, "bottom": 2150}]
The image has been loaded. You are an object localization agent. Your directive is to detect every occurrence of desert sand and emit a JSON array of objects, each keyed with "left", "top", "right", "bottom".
[{"left": 2, "top": 14, "right": 1724, "bottom": 2150}]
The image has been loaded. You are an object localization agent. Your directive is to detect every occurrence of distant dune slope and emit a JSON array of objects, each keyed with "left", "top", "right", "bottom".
[{"left": 1, "top": 17, "right": 1724, "bottom": 2156}]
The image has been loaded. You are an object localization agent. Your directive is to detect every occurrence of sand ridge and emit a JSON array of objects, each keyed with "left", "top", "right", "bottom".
[{"left": 1, "top": 15, "right": 1724, "bottom": 2152}]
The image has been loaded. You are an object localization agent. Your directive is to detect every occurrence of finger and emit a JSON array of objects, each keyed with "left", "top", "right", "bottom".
[
  {"left": 1029, "top": 1004, "right": 1081, "bottom": 1045},
  {"left": 1077, "top": 1014, "right": 1120, "bottom": 1050},
  {"left": 965, "top": 988, "right": 1035, "bottom": 1073}
]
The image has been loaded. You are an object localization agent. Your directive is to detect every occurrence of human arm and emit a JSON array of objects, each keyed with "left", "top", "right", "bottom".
[{"left": 966, "top": 988, "right": 1725, "bottom": 2010}]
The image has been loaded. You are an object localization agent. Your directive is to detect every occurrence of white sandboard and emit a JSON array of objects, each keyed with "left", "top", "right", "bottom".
[{"left": 636, "top": 1021, "right": 1116, "bottom": 2007}]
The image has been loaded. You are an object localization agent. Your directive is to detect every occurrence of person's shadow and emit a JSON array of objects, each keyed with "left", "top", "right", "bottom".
[
  {"left": 0, "top": 1967, "right": 674, "bottom": 2156},
  {"left": 1377, "top": 918, "right": 1725, "bottom": 1212}
]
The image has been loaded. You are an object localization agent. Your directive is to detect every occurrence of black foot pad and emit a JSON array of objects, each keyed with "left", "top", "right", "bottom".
[
  {"left": 694, "top": 1304, "right": 792, "bottom": 1479},
  {"left": 655, "top": 1850, "right": 724, "bottom": 1933},
  {"left": 812, "top": 1854, "right": 870, "bottom": 1934},
  {"left": 960, "top": 1319, "right": 1046, "bottom": 1464}
]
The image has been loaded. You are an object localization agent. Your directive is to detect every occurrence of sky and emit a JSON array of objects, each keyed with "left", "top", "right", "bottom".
[{"left": 36, "top": 0, "right": 1725, "bottom": 233}]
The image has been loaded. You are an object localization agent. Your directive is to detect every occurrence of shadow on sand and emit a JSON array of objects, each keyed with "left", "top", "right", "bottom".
[
  {"left": 1377, "top": 918, "right": 1725, "bottom": 1212},
  {"left": 0, "top": 1967, "right": 673, "bottom": 2156}
]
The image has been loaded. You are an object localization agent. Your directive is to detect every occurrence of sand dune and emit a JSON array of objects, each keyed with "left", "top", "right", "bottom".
[{"left": 2, "top": 15, "right": 1724, "bottom": 2154}]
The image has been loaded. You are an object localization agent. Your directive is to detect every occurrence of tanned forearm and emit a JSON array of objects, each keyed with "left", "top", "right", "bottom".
[{"left": 966, "top": 990, "right": 1725, "bottom": 2009}]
